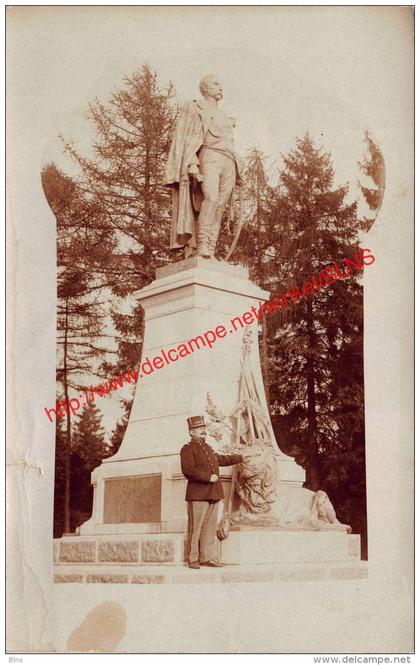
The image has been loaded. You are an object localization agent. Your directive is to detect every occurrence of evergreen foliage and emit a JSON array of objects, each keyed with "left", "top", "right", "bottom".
[
  {"left": 42, "top": 163, "right": 116, "bottom": 532},
  {"left": 240, "top": 134, "right": 367, "bottom": 551},
  {"left": 74, "top": 402, "right": 108, "bottom": 468}
]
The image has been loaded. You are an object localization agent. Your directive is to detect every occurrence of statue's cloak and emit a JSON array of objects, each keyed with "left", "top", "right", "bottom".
[{"left": 164, "top": 100, "right": 212, "bottom": 250}]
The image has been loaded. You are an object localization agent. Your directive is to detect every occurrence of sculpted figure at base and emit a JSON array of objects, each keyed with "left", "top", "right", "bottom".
[
  {"left": 230, "top": 445, "right": 351, "bottom": 533},
  {"left": 207, "top": 330, "right": 351, "bottom": 538},
  {"left": 164, "top": 74, "right": 243, "bottom": 260}
]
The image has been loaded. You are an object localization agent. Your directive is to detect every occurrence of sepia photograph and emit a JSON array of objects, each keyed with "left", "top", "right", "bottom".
[{"left": 6, "top": 5, "right": 414, "bottom": 654}]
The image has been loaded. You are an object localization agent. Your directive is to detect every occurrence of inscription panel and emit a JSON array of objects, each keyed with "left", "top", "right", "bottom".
[{"left": 103, "top": 474, "right": 162, "bottom": 523}]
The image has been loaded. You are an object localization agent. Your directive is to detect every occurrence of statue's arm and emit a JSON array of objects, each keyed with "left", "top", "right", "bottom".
[
  {"left": 180, "top": 102, "right": 204, "bottom": 175},
  {"left": 165, "top": 102, "right": 203, "bottom": 185},
  {"left": 180, "top": 445, "right": 212, "bottom": 483}
]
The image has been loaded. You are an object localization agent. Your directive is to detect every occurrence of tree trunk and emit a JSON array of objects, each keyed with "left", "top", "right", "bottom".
[
  {"left": 306, "top": 455, "right": 321, "bottom": 491},
  {"left": 63, "top": 298, "right": 72, "bottom": 533},
  {"left": 305, "top": 298, "right": 319, "bottom": 489},
  {"left": 63, "top": 449, "right": 71, "bottom": 533}
]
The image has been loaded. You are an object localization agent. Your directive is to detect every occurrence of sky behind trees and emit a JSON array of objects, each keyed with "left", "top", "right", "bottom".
[{"left": 18, "top": 5, "right": 402, "bottom": 209}]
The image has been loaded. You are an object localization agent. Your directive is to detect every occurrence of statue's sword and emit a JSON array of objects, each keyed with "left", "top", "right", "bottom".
[{"left": 225, "top": 186, "right": 245, "bottom": 261}]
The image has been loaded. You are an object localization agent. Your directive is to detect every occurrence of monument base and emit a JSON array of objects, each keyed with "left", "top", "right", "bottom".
[
  {"left": 79, "top": 257, "right": 305, "bottom": 537},
  {"left": 65, "top": 258, "right": 364, "bottom": 582},
  {"left": 56, "top": 530, "right": 361, "bottom": 565},
  {"left": 79, "top": 454, "right": 234, "bottom": 535},
  {"left": 220, "top": 529, "right": 360, "bottom": 564},
  {"left": 53, "top": 529, "right": 365, "bottom": 584}
]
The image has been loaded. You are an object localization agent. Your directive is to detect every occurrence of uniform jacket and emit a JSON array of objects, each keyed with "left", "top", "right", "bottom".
[
  {"left": 180, "top": 439, "right": 242, "bottom": 501},
  {"left": 164, "top": 99, "right": 242, "bottom": 251}
]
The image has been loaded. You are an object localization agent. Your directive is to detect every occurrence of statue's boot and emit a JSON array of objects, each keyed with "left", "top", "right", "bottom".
[
  {"left": 197, "top": 200, "right": 216, "bottom": 258},
  {"left": 208, "top": 204, "right": 225, "bottom": 258}
]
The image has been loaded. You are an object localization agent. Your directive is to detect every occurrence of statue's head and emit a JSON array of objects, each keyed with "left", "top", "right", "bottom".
[{"left": 199, "top": 74, "right": 223, "bottom": 101}]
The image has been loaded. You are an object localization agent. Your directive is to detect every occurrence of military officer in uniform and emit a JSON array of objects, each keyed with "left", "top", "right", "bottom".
[{"left": 180, "top": 415, "right": 243, "bottom": 569}]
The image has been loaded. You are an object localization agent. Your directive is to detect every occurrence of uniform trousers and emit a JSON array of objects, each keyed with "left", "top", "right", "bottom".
[
  {"left": 186, "top": 500, "right": 221, "bottom": 563},
  {"left": 196, "top": 149, "right": 236, "bottom": 252},
  {"left": 199, "top": 148, "right": 236, "bottom": 207}
]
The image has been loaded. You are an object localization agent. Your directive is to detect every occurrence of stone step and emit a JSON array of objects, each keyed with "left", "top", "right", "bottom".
[
  {"left": 221, "top": 530, "right": 360, "bottom": 564},
  {"left": 54, "top": 530, "right": 360, "bottom": 566},
  {"left": 54, "top": 560, "right": 368, "bottom": 584}
]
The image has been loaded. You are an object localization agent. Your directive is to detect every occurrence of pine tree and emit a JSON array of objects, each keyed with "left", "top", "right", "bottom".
[
  {"left": 233, "top": 148, "right": 275, "bottom": 272},
  {"left": 268, "top": 134, "right": 365, "bottom": 497},
  {"left": 61, "top": 65, "right": 176, "bottom": 372},
  {"left": 108, "top": 415, "right": 128, "bottom": 458},
  {"left": 70, "top": 403, "right": 108, "bottom": 531},
  {"left": 73, "top": 402, "right": 108, "bottom": 469},
  {"left": 53, "top": 411, "right": 67, "bottom": 537},
  {"left": 106, "top": 398, "right": 132, "bottom": 458},
  {"left": 44, "top": 66, "right": 176, "bottom": 532},
  {"left": 62, "top": 64, "right": 176, "bottom": 276},
  {"left": 42, "top": 163, "right": 116, "bottom": 533},
  {"left": 231, "top": 148, "right": 277, "bottom": 400}
]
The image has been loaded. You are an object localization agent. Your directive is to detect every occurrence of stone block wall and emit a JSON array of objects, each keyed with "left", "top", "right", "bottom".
[{"left": 54, "top": 534, "right": 184, "bottom": 566}]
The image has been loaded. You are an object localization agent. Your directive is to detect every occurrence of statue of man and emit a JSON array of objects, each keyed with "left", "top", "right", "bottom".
[{"left": 164, "top": 74, "right": 242, "bottom": 259}]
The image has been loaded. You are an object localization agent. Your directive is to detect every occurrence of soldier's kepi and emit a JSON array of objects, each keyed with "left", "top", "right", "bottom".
[
  {"left": 164, "top": 74, "right": 243, "bottom": 260},
  {"left": 180, "top": 415, "right": 242, "bottom": 569}
]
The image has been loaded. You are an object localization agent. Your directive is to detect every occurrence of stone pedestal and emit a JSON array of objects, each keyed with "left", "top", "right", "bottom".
[
  {"left": 53, "top": 531, "right": 365, "bottom": 584},
  {"left": 220, "top": 529, "right": 359, "bottom": 564},
  {"left": 80, "top": 258, "right": 304, "bottom": 536}
]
